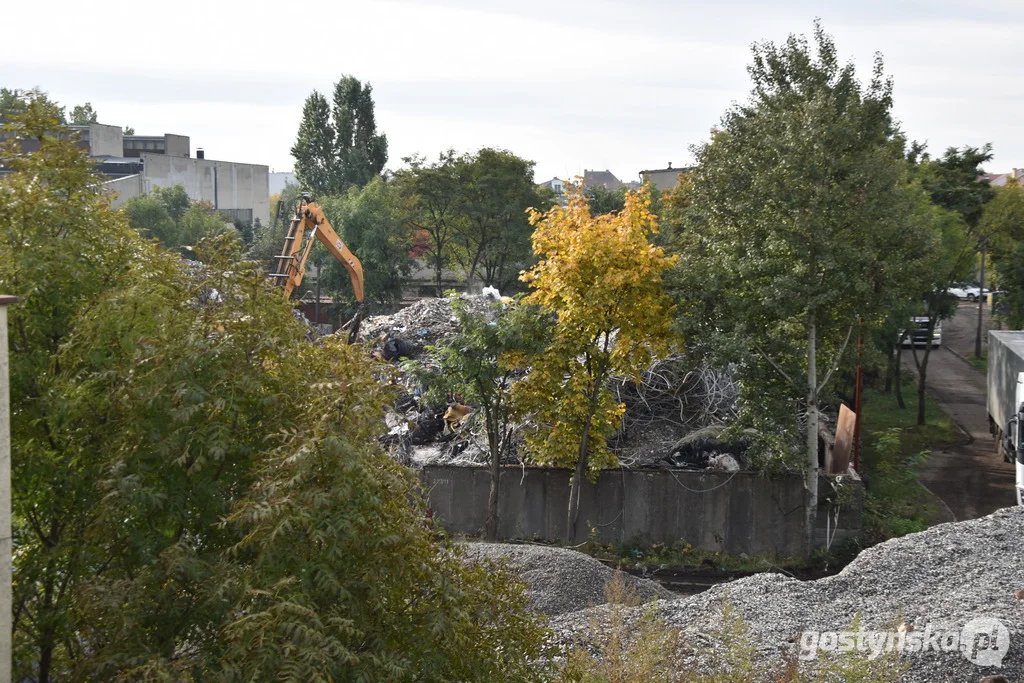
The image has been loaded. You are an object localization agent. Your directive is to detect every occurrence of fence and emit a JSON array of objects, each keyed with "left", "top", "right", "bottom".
[{"left": 420, "top": 465, "right": 862, "bottom": 556}]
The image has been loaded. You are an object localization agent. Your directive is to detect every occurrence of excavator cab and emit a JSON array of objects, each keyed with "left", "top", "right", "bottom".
[{"left": 271, "top": 193, "right": 366, "bottom": 343}]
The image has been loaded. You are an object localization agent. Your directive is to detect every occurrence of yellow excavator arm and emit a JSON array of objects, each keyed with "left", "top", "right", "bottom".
[{"left": 272, "top": 194, "right": 366, "bottom": 341}]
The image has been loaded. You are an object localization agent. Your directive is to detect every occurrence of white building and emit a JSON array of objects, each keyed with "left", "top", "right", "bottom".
[{"left": 71, "top": 123, "right": 270, "bottom": 227}]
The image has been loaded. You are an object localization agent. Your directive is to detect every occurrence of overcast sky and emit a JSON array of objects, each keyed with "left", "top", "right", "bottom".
[{"left": 3, "top": 0, "right": 1023, "bottom": 184}]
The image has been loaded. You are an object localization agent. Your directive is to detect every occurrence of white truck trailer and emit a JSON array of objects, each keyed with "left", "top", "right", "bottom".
[{"left": 986, "top": 330, "right": 1024, "bottom": 506}]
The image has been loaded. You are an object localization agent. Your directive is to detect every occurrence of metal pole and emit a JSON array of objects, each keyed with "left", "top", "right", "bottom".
[
  {"left": 314, "top": 277, "right": 320, "bottom": 328},
  {"left": 0, "top": 295, "right": 18, "bottom": 683},
  {"left": 976, "top": 240, "right": 987, "bottom": 359}
]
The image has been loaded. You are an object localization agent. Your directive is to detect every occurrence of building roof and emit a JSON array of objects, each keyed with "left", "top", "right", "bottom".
[
  {"left": 582, "top": 169, "right": 622, "bottom": 190},
  {"left": 640, "top": 165, "right": 693, "bottom": 175}
]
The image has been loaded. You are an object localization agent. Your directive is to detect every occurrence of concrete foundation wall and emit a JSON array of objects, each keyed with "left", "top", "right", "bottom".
[
  {"left": 421, "top": 466, "right": 862, "bottom": 556},
  {"left": 141, "top": 154, "right": 269, "bottom": 226}
]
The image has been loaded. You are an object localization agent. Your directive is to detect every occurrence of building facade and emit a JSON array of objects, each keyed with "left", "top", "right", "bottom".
[{"left": 58, "top": 123, "right": 271, "bottom": 226}]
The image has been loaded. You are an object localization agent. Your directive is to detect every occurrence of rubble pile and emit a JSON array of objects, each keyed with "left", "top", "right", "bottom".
[
  {"left": 549, "top": 507, "right": 1024, "bottom": 681},
  {"left": 358, "top": 294, "right": 499, "bottom": 352},
  {"left": 362, "top": 295, "right": 749, "bottom": 471},
  {"left": 459, "top": 542, "right": 674, "bottom": 616}
]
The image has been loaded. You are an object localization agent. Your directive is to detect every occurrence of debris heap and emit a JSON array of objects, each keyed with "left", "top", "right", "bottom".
[{"left": 362, "top": 295, "right": 748, "bottom": 471}]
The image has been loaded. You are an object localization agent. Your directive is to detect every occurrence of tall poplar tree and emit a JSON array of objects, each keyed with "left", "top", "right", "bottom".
[
  {"left": 291, "top": 75, "right": 387, "bottom": 196},
  {"left": 681, "top": 22, "right": 929, "bottom": 551}
]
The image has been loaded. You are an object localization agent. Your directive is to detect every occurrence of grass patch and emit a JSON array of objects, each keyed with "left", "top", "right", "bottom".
[
  {"left": 969, "top": 349, "right": 987, "bottom": 373},
  {"left": 858, "top": 377, "right": 961, "bottom": 543},
  {"left": 578, "top": 535, "right": 805, "bottom": 573}
]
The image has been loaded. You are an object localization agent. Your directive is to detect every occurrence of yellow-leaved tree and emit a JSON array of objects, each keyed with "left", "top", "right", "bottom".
[{"left": 512, "top": 182, "right": 677, "bottom": 539}]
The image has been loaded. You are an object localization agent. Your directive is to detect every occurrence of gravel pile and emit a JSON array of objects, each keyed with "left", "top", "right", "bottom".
[
  {"left": 551, "top": 507, "right": 1024, "bottom": 681},
  {"left": 460, "top": 542, "right": 674, "bottom": 616}
]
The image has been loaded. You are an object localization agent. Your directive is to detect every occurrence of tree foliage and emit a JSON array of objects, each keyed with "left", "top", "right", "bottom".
[
  {"left": 394, "top": 150, "right": 467, "bottom": 296},
  {"left": 292, "top": 75, "right": 388, "bottom": 196},
  {"left": 122, "top": 185, "right": 234, "bottom": 249},
  {"left": 318, "top": 177, "right": 415, "bottom": 307},
  {"left": 68, "top": 102, "right": 97, "bottom": 124},
  {"left": 455, "top": 148, "right": 545, "bottom": 290},
  {"left": 670, "top": 23, "right": 931, "bottom": 477},
  {"left": 416, "top": 299, "right": 549, "bottom": 540},
  {"left": 2, "top": 91, "right": 549, "bottom": 682},
  {"left": 395, "top": 148, "right": 544, "bottom": 294},
  {"left": 903, "top": 145, "right": 993, "bottom": 424},
  {"left": 512, "top": 184, "right": 677, "bottom": 538},
  {"left": 584, "top": 184, "right": 627, "bottom": 216}
]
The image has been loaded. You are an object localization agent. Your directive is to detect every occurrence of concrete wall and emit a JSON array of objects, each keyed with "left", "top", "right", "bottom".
[
  {"left": 88, "top": 123, "right": 124, "bottom": 157},
  {"left": 141, "top": 154, "right": 269, "bottom": 226},
  {"left": 104, "top": 174, "right": 144, "bottom": 209},
  {"left": 164, "top": 134, "right": 190, "bottom": 158},
  {"left": 420, "top": 466, "right": 862, "bottom": 556}
]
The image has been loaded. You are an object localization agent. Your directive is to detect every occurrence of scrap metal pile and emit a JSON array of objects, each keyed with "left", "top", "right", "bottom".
[{"left": 357, "top": 294, "right": 746, "bottom": 471}]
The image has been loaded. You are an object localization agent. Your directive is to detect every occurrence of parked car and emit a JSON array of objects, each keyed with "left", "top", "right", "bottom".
[
  {"left": 948, "top": 284, "right": 991, "bottom": 302},
  {"left": 900, "top": 316, "right": 941, "bottom": 347}
]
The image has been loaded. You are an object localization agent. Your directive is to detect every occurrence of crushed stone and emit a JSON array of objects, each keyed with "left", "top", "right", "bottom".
[
  {"left": 549, "top": 507, "right": 1024, "bottom": 681},
  {"left": 459, "top": 542, "right": 675, "bottom": 617}
]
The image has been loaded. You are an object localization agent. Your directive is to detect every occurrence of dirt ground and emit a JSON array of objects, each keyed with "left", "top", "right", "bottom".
[{"left": 903, "top": 301, "right": 1016, "bottom": 521}]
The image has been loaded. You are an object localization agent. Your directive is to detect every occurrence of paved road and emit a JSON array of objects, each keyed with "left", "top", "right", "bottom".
[{"left": 903, "top": 302, "right": 1016, "bottom": 521}]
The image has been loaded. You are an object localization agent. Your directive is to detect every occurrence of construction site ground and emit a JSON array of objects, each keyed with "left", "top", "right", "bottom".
[{"left": 903, "top": 301, "right": 1016, "bottom": 521}]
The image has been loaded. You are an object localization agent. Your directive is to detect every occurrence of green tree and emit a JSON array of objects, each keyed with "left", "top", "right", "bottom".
[
  {"left": 291, "top": 91, "right": 334, "bottom": 196},
  {"left": 1, "top": 92, "right": 147, "bottom": 682},
  {"left": 2, "top": 95, "right": 550, "bottom": 681},
  {"left": 122, "top": 185, "right": 231, "bottom": 249},
  {"left": 417, "top": 300, "right": 549, "bottom": 540},
  {"left": 455, "top": 148, "right": 544, "bottom": 290},
  {"left": 0, "top": 87, "right": 64, "bottom": 124},
  {"left": 584, "top": 184, "right": 627, "bottom": 216},
  {"left": 677, "top": 23, "right": 931, "bottom": 547},
  {"left": 68, "top": 102, "right": 98, "bottom": 124},
  {"left": 330, "top": 75, "right": 388, "bottom": 188},
  {"left": 292, "top": 75, "right": 388, "bottom": 196},
  {"left": 907, "top": 145, "right": 994, "bottom": 424},
  {"left": 123, "top": 193, "right": 180, "bottom": 245},
  {"left": 318, "top": 177, "right": 414, "bottom": 307},
  {"left": 249, "top": 183, "right": 303, "bottom": 270},
  {"left": 394, "top": 151, "right": 467, "bottom": 296},
  {"left": 512, "top": 184, "right": 677, "bottom": 539}
]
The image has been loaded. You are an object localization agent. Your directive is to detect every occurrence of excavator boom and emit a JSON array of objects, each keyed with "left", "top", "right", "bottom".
[{"left": 272, "top": 196, "right": 366, "bottom": 340}]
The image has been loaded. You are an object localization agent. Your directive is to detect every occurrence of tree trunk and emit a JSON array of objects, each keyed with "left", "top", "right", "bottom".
[
  {"left": 895, "top": 339, "right": 906, "bottom": 409},
  {"left": 568, "top": 372, "right": 605, "bottom": 541},
  {"left": 566, "top": 427, "right": 590, "bottom": 542},
  {"left": 485, "top": 407, "right": 500, "bottom": 541},
  {"left": 976, "top": 241, "right": 987, "bottom": 359},
  {"left": 916, "top": 322, "right": 934, "bottom": 426},
  {"left": 805, "top": 314, "right": 819, "bottom": 556},
  {"left": 435, "top": 249, "right": 444, "bottom": 297}
]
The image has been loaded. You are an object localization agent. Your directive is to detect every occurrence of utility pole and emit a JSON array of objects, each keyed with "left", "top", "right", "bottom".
[
  {"left": 0, "top": 295, "right": 18, "bottom": 683},
  {"left": 976, "top": 240, "right": 987, "bottom": 359}
]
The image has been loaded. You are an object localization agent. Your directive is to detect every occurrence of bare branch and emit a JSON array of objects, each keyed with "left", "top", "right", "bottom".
[
  {"left": 817, "top": 323, "right": 855, "bottom": 395},
  {"left": 753, "top": 342, "right": 796, "bottom": 388}
]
